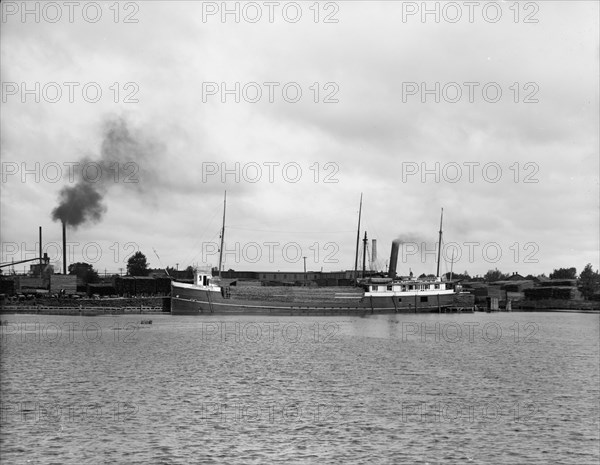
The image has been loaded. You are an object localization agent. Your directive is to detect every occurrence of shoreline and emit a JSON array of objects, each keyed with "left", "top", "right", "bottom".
[
  {"left": 1, "top": 305, "right": 598, "bottom": 316},
  {"left": 0, "top": 305, "right": 165, "bottom": 316}
]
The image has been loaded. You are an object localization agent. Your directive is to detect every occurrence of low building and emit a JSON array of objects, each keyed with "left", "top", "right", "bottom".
[
  {"left": 524, "top": 286, "right": 581, "bottom": 301},
  {"left": 49, "top": 275, "right": 77, "bottom": 294},
  {"left": 507, "top": 273, "right": 526, "bottom": 281},
  {"left": 87, "top": 283, "right": 116, "bottom": 297},
  {"left": 16, "top": 276, "right": 46, "bottom": 293}
]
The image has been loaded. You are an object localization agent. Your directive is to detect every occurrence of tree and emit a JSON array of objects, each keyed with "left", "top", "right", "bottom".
[
  {"left": 444, "top": 271, "right": 471, "bottom": 281},
  {"left": 549, "top": 267, "right": 577, "bottom": 280},
  {"left": 127, "top": 251, "right": 149, "bottom": 276},
  {"left": 484, "top": 268, "right": 509, "bottom": 282},
  {"left": 165, "top": 265, "right": 194, "bottom": 279},
  {"left": 165, "top": 266, "right": 176, "bottom": 276},
  {"left": 418, "top": 273, "right": 435, "bottom": 278},
  {"left": 68, "top": 262, "right": 99, "bottom": 284},
  {"left": 579, "top": 264, "right": 600, "bottom": 300}
]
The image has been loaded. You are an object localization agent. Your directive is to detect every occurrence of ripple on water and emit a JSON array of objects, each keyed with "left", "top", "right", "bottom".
[{"left": 0, "top": 312, "right": 598, "bottom": 464}]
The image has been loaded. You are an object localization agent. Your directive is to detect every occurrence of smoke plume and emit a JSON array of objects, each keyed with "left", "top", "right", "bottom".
[
  {"left": 51, "top": 115, "right": 161, "bottom": 228},
  {"left": 392, "top": 234, "right": 426, "bottom": 244},
  {"left": 52, "top": 183, "right": 106, "bottom": 226}
]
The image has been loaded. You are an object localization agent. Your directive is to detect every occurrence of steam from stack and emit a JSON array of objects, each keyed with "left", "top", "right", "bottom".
[{"left": 388, "top": 234, "right": 427, "bottom": 278}]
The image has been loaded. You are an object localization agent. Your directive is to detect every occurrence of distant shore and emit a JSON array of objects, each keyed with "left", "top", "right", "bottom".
[
  {"left": 0, "top": 296, "right": 168, "bottom": 316},
  {"left": 0, "top": 305, "right": 165, "bottom": 316},
  {"left": 1, "top": 295, "right": 598, "bottom": 317},
  {"left": 1, "top": 303, "right": 598, "bottom": 317}
]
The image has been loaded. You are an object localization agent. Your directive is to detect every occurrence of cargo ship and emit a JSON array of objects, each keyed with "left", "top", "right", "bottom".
[{"left": 170, "top": 195, "right": 474, "bottom": 315}]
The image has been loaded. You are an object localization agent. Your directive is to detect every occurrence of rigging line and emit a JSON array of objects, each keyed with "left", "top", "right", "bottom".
[
  {"left": 152, "top": 248, "right": 170, "bottom": 276},
  {"left": 179, "top": 206, "right": 221, "bottom": 265},
  {"left": 440, "top": 237, "right": 457, "bottom": 278},
  {"left": 185, "top": 228, "right": 221, "bottom": 268}
]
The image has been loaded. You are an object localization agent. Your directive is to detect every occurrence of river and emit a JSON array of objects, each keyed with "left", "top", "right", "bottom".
[{"left": 1, "top": 312, "right": 598, "bottom": 464}]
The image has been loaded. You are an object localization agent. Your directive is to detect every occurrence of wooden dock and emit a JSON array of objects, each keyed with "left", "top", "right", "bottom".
[{"left": 0, "top": 305, "right": 164, "bottom": 316}]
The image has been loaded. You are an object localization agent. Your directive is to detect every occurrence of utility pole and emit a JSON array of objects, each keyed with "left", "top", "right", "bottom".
[{"left": 303, "top": 256, "right": 307, "bottom": 285}]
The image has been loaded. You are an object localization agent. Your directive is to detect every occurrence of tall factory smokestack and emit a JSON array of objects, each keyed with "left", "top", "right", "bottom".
[
  {"left": 62, "top": 221, "right": 67, "bottom": 275},
  {"left": 371, "top": 239, "right": 377, "bottom": 269},
  {"left": 39, "top": 226, "right": 43, "bottom": 277},
  {"left": 388, "top": 240, "right": 400, "bottom": 278}
]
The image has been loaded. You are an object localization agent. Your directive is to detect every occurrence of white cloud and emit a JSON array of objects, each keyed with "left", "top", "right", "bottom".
[{"left": 1, "top": 1, "right": 598, "bottom": 276}]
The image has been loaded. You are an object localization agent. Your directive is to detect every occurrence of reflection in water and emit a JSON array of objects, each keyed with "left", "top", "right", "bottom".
[{"left": 1, "top": 312, "right": 598, "bottom": 464}]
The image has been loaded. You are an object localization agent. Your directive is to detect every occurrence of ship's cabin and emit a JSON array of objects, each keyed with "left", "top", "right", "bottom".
[
  {"left": 194, "top": 270, "right": 213, "bottom": 287},
  {"left": 364, "top": 276, "right": 459, "bottom": 295},
  {"left": 368, "top": 281, "right": 448, "bottom": 293}
]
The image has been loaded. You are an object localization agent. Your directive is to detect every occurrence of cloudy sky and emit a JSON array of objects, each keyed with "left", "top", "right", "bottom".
[{"left": 1, "top": 1, "right": 598, "bottom": 277}]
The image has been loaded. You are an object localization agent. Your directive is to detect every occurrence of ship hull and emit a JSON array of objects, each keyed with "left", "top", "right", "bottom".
[{"left": 170, "top": 283, "right": 474, "bottom": 315}]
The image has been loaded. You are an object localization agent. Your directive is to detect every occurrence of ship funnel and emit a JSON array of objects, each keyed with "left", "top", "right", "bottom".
[
  {"left": 388, "top": 239, "right": 401, "bottom": 278},
  {"left": 371, "top": 239, "right": 377, "bottom": 270}
]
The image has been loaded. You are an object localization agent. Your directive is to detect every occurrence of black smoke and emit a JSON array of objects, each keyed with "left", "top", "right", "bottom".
[
  {"left": 52, "top": 183, "right": 106, "bottom": 226},
  {"left": 51, "top": 115, "right": 160, "bottom": 228}
]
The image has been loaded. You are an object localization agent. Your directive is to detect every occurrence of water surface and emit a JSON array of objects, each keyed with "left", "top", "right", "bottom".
[{"left": 1, "top": 312, "right": 598, "bottom": 464}]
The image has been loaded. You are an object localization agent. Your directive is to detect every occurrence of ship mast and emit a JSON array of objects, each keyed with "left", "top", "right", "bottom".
[
  {"left": 436, "top": 207, "right": 443, "bottom": 278},
  {"left": 362, "top": 231, "right": 368, "bottom": 278},
  {"left": 218, "top": 191, "right": 227, "bottom": 278},
  {"left": 353, "top": 193, "right": 363, "bottom": 281}
]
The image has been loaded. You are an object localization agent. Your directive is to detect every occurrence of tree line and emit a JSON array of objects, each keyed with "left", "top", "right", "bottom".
[
  {"left": 67, "top": 251, "right": 189, "bottom": 279},
  {"left": 435, "top": 265, "right": 598, "bottom": 300}
]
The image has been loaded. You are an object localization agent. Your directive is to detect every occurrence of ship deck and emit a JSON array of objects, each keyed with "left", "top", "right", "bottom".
[{"left": 227, "top": 285, "right": 364, "bottom": 303}]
